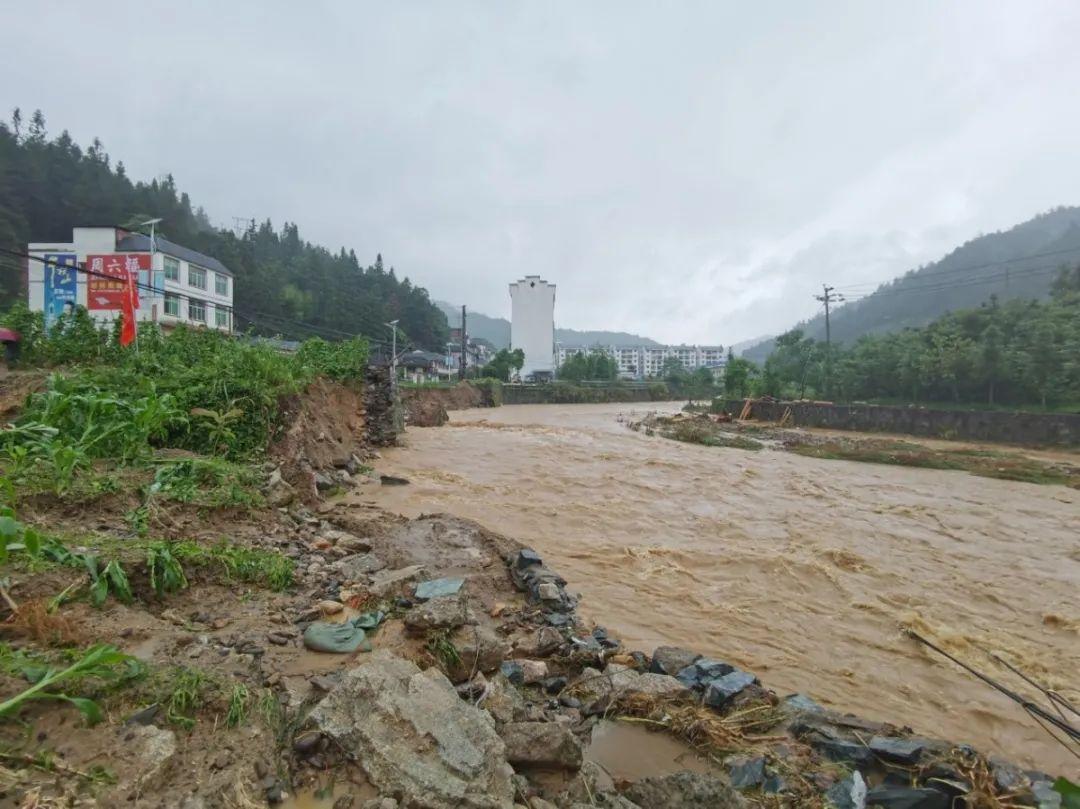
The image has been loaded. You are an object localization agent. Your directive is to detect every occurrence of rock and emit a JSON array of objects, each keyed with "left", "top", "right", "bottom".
[
  {"left": 416, "top": 577, "right": 465, "bottom": 600},
  {"left": 124, "top": 704, "right": 160, "bottom": 726},
  {"left": 868, "top": 735, "right": 926, "bottom": 765},
  {"left": 536, "top": 582, "right": 561, "bottom": 601},
  {"left": 480, "top": 673, "right": 526, "bottom": 724},
  {"left": 500, "top": 661, "right": 524, "bottom": 685},
  {"left": 318, "top": 600, "right": 345, "bottom": 616},
  {"left": 379, "top": 475, "right": 410, "bottom": 486},
  {"left": 865, "top": 787, "right": 950, "bottom": 809},
  {"left": 650, "top": 646, "right": 702, "bottom": 677},
  {"left": 498, "top": 722, "right": 583, "bottom": 770},
  {"left": 314, "top": 471, "right": 336, "bottom": 492},
  {"left": 543, "top": 676, "right": 568, "bottom": 694},
  {"left": 369, "top": 565, "right": 426, "bottom": 596},
  {"left": 308, "top": 651, "right": 515, "bottom": 808},
  {"left": 404, "top": 595, "right": 470, "bottom": 632},
  {"left": 621, "top": 771, "right": 747, "bottom": 808},
  {"left": 338, "top": 553, "right": 387, "bottom": 579},
  {"left": 267, "top": 471, "right": 297, "bottom": 507},
  {"left": 826, "top": 771, "right": 867, "bottom": 809},
  {"left": 703, "top": 670, "right": 757, "bottom": 709},
  {"left": 990, "top": 759, "right": 1023, "bottom": 792},
  {"left": 781, "top": 693, "right": 825, "bottom": 714},
  {"left": 1032, "top": 781, "right": 1063, "bottom": 809},
  {"left": 446, "top": 625, "right": 512, "bottom": 683},
  {"left": 630, "top": 672, "right": 689, "bottom": 698},
  {"left": 514, "top": 549, "right": 542, "bottom": 569},
  {"left": 124, "top": 725, "right": 178, "bottom": 792},
  {"left": 515, "top": 626, "right": 564, "bottom": 657},
  {"left": 675, "top": 658, "right": 736, "bottom": 690},
  {"left": 320, "top": 529, "right": 372, "bottom": 552},
  {"left": 727, "top": 755, "right": 766, "bottom": 789},
  {"left": 293, "top": 731, "right": 321, "bottom": 753},
  {"left": 310, "top": 674, "right": 338, "bottom": 692},
  {"left": 267, "top": 632, "right": 292, "bottom": 646},
  {"left": 810, "top": 735, "right": 874, "bottom": 767},
  {"left": 519, "top": 659, "right": 548, "bottom": 684},
  {"left": 360, "top": 800, "right": 398, "bottom": 809}
]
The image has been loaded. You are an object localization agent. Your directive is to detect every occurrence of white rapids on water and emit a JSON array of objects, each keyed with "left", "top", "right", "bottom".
[{"left": 355, "top": 401, "right": 1080, "bottom": 773}]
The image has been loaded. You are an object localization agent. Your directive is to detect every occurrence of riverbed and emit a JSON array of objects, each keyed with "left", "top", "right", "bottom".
[{"left": 357, "top": 401, "right": 1080, "bottom": 773}]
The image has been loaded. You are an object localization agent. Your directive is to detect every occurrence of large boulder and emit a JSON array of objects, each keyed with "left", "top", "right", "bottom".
[
  {"left": 308, "top": 651, "right": 515, "bottom": 808},
  {"left": 650, "top": 646, "right": 702, "bottom": 677},
  {"left": 621, "top": 771, "right": 746, "bottom": 808},
  {"left": 445, "top": 624, "right": 512, "bottom": 683},
  {"left": 498, "top": 721, "right": 583, "bottom": 770}
]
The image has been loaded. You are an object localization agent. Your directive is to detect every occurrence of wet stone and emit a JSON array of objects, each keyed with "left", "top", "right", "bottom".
[
  {"left": 868, "top": 735, "right": 926, "bottom": 764},
  {"left": 544, "top": 676, "right": 568, "bottom": 694},
  {"left": 825, "top": 771, "right": 867, "bottom": 809},
  {"left": 500, "top": 661, "right": 524, "bottom": 685},
  {"left": 675, "top": 658, "right": 735, "bottom": 690},
  {"left": 515, "top": 549, "right": 542, "bottom": 569},
  {"left": 727, "top": 755, "right": 766, "bottom": 789},
  {"left": 703, "top": 670, "right": 757, "bottom": 708},
  {"left": 649, "top": 646, "right": 702, "bottom": 677},
  {"left": 415, "top": 577, "right": 465, "bottom": 601},
  {"left": 865, "top": 786, "right": 950, "bottom": 809},
  {"left": 811, "top": 735, "right": 875, "bottom": 767}
]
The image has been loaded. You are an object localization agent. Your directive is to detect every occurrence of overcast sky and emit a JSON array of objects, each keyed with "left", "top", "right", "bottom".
[{"left": 5, "top": 2, "right": 1080, "bottom": 344}]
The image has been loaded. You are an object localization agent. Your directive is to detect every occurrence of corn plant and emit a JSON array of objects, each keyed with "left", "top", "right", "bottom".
[
  {"left": 83, "top": 556, "right": 133, "bottom": 607},
  {"left": 190, "top": 406, "right": 243, "bottom": 456},
  {"left": 0, "top": 644, "right": 135, "bottom": 725},
  {"left": 147, "top": 542, "right": 188, "bottom": 598}
]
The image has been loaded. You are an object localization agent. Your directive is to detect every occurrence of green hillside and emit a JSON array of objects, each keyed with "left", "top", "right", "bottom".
[{"left": 744, "top": 206, "right": 1080, "bottom": 363}]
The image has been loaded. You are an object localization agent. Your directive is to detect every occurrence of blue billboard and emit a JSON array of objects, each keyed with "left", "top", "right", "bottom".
[{"left": 43, "top": 253, "right": 78, "bottom": 330}]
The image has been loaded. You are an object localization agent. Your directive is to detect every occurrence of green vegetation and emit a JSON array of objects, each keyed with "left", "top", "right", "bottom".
[
  {"left": 789, "top": 440, "right": 1079, "bottom": 487},
  {"left": 740, "top": 265, "right": 1080, "bottom": 410},
  {"left": 664, "top": 419, "right": 764, "bottom": 451},
  {"left": 557, "top": 349, "right": 618, "bottom": 382},
  {"left": 480, "top": 348, "right": 525, "bottom": 382},
  {"left": 426, "top": 629, "right": 461, "bottom": 673},
  {"left": 659, "top": 357, "right": 717, "bottom": 400},
  {"left": 0, "top": 644, "right": 139, "bottom": 725},
  {"left": 146, "top": 542, "right": 189, "bottom": 598},
  {"left": 0, "top": 109, "right": 448, "bottom": 349},
  {"left": 172, "top": 540, "right": 294, "bottom": 591}
]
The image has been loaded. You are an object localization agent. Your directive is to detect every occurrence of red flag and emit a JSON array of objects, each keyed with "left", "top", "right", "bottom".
[{"left": 119, "top": 269, "right": 139, "bottom": 346}]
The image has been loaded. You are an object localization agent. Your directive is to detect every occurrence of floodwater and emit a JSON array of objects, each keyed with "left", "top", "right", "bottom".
[{"left": 361, "top": 402, "right": 1080, "bottom": 774}]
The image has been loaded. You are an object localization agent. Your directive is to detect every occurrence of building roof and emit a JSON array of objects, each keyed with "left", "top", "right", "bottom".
[
  {"left": 400, "top": 349, "right": 445, "bottom": 368},
  {"left": 115, "top": 232, "right": 233, "bottom": 277}
]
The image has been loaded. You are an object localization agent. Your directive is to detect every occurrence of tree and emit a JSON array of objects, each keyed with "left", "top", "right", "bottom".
[
  {"left": 722, "top": 351, "right": 757, "bottom": 399},
  {"left": 481, "top": 348, "right": 525, "bottom": 382}
]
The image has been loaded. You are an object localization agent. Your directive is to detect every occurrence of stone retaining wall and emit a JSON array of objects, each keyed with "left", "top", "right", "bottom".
[
  {"left": 503, "top": 382, "right": 671, "bottom": 405},
  {"left": 723, "top": 399, "right": 1080, "bottom": 447}
]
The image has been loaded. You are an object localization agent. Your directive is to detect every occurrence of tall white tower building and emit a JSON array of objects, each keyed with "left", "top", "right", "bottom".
[{"left": 509, "top": 276, "right": 556, "bottom": 379}]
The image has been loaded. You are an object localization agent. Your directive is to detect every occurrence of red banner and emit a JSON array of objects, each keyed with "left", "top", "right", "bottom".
[{"left": 86, "top": 254, "right": 149, "bottom": 311}]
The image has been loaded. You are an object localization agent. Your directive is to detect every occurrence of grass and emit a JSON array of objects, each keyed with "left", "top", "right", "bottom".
[
  {"left": 663, "top": 420, "right": 765, "bottom": 451},
  {"left": 225, "top": 683, "right": 249, "bottom": 728},
  {"left": 163, "top": 667, "right": 205, "bottom": 729},
  {"left": 789, "top": 441, "right": 1079, "bottom": 487},
  {"left": 426, "top": 630, "right": 462, "bottom": 673},
  {"left": 173, "top": 540, "right": 294, "bottom": 591}
]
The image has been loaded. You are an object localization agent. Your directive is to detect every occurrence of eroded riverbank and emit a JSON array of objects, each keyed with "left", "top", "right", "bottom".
[{"left": 358, "top": 402, "right": 1080, "bottom": 773}]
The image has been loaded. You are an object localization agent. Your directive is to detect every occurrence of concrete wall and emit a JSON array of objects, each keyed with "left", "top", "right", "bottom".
[
  {"left": 509, "top": 276, "right": 555, "bottom": 378},
  {"left": 503, "top": 382, "right": 671, "bottom": 405},
  {"left": 722, "top": 399, "right": 1080, "bottom": 447}
]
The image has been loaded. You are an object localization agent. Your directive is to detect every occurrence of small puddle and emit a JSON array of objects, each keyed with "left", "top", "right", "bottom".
[{"left": 585, "top": 719, "right": 717, "bottom": 785}]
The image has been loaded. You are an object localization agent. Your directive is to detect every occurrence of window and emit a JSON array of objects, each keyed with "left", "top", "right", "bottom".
[
  {"left": 215, "top": 307, "right": 230, "bottom": 329},
  {"left": 189, "top": 266, "right": 207, "bottom": 290},
  {"left": 164, "top": 294, "right": 180, "bottom": 317},
  {"left": 163, "top": 256, "right": 180, "bottom": 281},
  {"left": 215, "top": 273, "right": 228, "bottom": 296},
  {"left": 189, "top": 299, "right": 206, "bottom": 323}
]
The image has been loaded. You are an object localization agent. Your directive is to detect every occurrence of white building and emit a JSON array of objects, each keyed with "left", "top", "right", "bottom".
[
  {"left": 509, "top": 276, "right": 556, "bottom": 379},
  {"left": 27, "top": 226, "right": 233, "bottom": 333},
  {"left": 556, "top": 343, "right": 726, "bottom": 380}
]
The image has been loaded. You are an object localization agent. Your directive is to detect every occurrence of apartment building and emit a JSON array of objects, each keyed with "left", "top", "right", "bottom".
[
  {"left": 27, "top": 226, "right": 233, "bottom": 333},
  {"left": 556, "top": 343, "right": 726, "bottom": 379}
]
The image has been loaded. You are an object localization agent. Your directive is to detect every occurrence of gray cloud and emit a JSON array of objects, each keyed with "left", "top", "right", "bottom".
[{"left": 5, "top": 1, "right": 1080, "bottom": 343}]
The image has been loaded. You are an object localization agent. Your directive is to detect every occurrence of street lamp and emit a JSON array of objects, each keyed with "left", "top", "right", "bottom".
[{"left": 386, "top": 320, "right": 399, "bottom": 383}]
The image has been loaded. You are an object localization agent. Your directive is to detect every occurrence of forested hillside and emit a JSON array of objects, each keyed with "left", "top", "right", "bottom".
[
  {"left": 0, "top": 109, "right": 449, "bottom": 350},
  {"left": 436, "top": 300, "right": 661, "bottom": 348},
  {"left": 742, "top": 266, "right": 1080, "bottom": 409},
  {"left": 744, "top": 207, "right": 1080, "bottom": 363}
]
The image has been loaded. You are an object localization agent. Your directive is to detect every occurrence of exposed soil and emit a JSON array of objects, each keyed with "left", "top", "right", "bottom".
[
  {"left": 0, "top": 370, "right": 48, "bottom": 424},
  {"left": 401, "top": 383, "right": 484, "bottom": 427}
]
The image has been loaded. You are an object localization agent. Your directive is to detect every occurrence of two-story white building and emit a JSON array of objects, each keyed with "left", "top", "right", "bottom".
[{"left": 27, "top": 226, "right": 233, "bottom": 333}]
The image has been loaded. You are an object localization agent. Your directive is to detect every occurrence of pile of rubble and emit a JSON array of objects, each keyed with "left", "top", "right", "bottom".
[{"left": 280, "top": 532, "right": 1064, "bottom": 809}]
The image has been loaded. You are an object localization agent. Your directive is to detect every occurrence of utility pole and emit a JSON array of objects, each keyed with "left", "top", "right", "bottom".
[
  {"left": 459, "top": 305, "right": 467, "bottom": 382},
  {"left": 814, "top": 284, "right": 843, "bottom": 399},
  {"left": 386, "top": 319, "right": 399, "bottom": 386}
]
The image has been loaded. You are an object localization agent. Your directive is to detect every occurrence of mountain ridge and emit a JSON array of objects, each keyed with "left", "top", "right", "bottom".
[{"left": 743, "top": 206, "right": 1080, "bottom": 362}]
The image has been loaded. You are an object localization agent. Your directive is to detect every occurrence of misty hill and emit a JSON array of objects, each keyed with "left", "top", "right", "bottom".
[
  {"left": 436, "top": 300, "right": 661, "bottom": 348},
  {"left": 743, "top": 206, "right": 1080, "bottom": 363}
]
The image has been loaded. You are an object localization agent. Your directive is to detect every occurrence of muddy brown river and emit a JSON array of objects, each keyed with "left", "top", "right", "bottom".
[{"left": 360, "top": 402, "right": 1080, "bottom": 773}]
